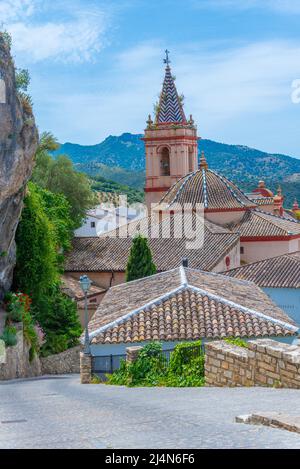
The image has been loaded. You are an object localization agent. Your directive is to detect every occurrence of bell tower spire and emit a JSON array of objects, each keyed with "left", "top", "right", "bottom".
[{"left": 143, "top": 51, "right": 199, "bottom": 209}]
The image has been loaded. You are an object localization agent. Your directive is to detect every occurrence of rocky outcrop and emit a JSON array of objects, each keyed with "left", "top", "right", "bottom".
[{"left": 0, "top": 34, "right": 38, "bottom": 298}]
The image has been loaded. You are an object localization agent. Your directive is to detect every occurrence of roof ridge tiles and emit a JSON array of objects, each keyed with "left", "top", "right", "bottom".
[
  {"left": 209, "top": 169, "right": 255, "bottom": 208},
  {"left": 86, "top": 268, "right": 298, "bottom": 344},
  {"left": 185, "top": 283, "right": 298, "bottom": 332},
  {"left": 168, "top": 170, "right": 198, "bottom": 207},
  {"left": 87, "top": 285, "right": 186, "bottom": 341},
  {"left": 254, "top": 208, "right": 300, "bottom": 226}
]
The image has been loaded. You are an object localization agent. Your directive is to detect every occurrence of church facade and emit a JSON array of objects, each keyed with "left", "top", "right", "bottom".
[
  {"left": 65, "top": 52, "right": 300, "bottom": 293},
  {"left": 143, "top": 55, "right": 198, "bottom": 208},
  {"left": 143, "top": 53, "right": 300, "bottom": 265}
]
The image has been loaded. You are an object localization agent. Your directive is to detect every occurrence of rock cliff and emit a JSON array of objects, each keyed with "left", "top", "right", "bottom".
[{"left": 0, "top": 34, "right": 38, "bottom": 298}]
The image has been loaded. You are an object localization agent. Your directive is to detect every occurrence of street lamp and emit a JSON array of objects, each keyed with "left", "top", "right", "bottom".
[{"left": 79, "top": 275, "right": 92, "bottom": 355}]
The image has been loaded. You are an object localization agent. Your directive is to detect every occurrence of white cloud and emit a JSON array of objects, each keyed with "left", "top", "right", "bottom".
[
  {"left": 1, "top": 0, "right": 109, "bottom": 63},
  {"left": 0, "top": 0, "right": 35, "bottom": 23},
  {"left": 37, "top": 39, "right": 300, "bottom": 147}
]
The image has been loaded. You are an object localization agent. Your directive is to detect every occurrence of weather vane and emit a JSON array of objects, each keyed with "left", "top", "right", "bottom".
[{"left": 164, "top": 49, "right": 170, "bottom": 65}]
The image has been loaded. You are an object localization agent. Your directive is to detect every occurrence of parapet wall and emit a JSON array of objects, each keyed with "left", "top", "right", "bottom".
[{"left": 205, "top": 339, "right": 300, "bottom": 388}]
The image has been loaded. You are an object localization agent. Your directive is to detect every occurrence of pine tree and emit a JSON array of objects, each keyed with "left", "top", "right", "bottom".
[{"left": 125, "top": 235, "right": 157, "bottom": 282}]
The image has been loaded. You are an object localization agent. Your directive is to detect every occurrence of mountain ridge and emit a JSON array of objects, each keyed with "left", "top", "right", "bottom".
[{"left": 52, "top": 133, "right": 300, "bottom": 207}]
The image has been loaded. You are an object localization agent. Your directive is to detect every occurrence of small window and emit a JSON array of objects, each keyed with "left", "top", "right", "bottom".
[
  {"left": 160, "top": 147, "right": 170, "bottom": 176},
  {"left": 91, "top": 221, "right": 96, "bottom": 228},
  {"left": 240, "top": 246, "right": 244, "bottom": 255}
]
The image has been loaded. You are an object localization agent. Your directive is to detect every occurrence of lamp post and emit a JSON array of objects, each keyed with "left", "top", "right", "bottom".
[{"left": 79, "top": 275, "right": 92, "bottom": 355}]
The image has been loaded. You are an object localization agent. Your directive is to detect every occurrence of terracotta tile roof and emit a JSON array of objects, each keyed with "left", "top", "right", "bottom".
[
  {"left": 61, "top": 274, "right": 105, "bottom": 300},
  {"left": 160, "top": 169, "right": 256, "bottom": 210},
  {"left": 223, "top": 252, "right": 300, "bottom": 288},
  {"left": 86, "top": 267, "right": 298, "bottom": 345},
  {"left": 229, "top": 209, "right": 300, "bottom": 238},
  {"left": 65, "top": 216, "right": 239, "bottom": 273}
]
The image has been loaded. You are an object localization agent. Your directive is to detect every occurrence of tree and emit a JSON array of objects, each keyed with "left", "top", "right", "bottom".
[
  {"left": 14, "top": 183, "right": 58, "bottom": 301},
  {"left": 34, "top": 184, "right": 75, "bottom": 268},
  {"left": 125, "top": 235, "right": 157, "bottom": 282},
  {"left": 32, "top": 132, "right": 97, "bottom": 228},
  {"left": 14, "top": 183, "right": 82, "bottom": 355}
]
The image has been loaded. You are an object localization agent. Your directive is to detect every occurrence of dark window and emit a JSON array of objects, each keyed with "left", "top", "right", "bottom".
[
  {"left": 91, "top": 221, "right": 96, "bottom": 228},
  {"left": 160, "top": 147, "right": 170, "bottom": 176},
  {"left": 240, "top": 246, "right": 244, "bottom": 255},
  {"left": 188, "top": 147, "right": 194, "bottom": 172}
]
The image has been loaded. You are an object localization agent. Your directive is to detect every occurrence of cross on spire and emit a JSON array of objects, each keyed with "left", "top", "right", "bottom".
[{"left": 164, "top": 49, "right": 170, "bottom": 66}]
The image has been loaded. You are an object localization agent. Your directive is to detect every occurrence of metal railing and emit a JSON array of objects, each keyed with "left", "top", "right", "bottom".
[{"left": 92, "top": 343, "right": 205, "bottom": 377}]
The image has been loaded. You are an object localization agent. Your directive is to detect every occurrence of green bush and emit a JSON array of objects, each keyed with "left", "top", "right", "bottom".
[
  {"left": 165, "top": 341, "right": 205, "bottom": 387},
  {"left": 224, "top": 337, "right": 247, "bottom": 348},
  {"left": 1, "top": 326, "right": 17, "bottom": 347},
  {"left": 37, "top": 285, "right": 82, "bottom": 356},
  {"left": 4, "top": 292, "right": 41, "bottom": 360},
  {"left": 107, "top": 341, "right": 205, "bottom": 388},
  {"left": 5, "top": 293, "right": 23, "bottom": 323}
]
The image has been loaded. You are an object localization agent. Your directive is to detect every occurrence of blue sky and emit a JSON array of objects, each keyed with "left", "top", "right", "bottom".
[{"left": 2, "top": 0, "right": 300, "bottom": 156}]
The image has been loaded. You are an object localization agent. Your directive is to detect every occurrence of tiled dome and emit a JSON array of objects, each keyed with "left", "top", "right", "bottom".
[{"left": 160, "top": 161, "right": 256, "bottom": 211}]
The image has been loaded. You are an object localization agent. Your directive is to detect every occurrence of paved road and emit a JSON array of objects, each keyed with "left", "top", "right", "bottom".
[{"left": 1, "top": 375, "right": 300, "bottom": 448}]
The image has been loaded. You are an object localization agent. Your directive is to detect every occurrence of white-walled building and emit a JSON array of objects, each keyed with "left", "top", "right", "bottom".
[
  {"left": 223, "top": 252, "right": 300, "bottom": 326},
  {"left": 74, "top": 204, "right": 146, "bottom": 237}
]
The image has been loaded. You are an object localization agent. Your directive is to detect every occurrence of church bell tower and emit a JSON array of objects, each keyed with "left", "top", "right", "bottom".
[{"left": 143, "top": 50, "right": 199, "bottom": 209}]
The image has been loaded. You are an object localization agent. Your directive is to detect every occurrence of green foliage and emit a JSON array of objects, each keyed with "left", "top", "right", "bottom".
[
  {"left": 5, "top": 293, "right": 41, "bottom": 359},
  {"left": 125, "top": 235, "right": 157, "bottom": 282},
  {"left": 0, "top": 326, "right": 17, "bottom": 347},
  {"left": 0, "top": 31, "right": 12, "bottom": 49},
  {"left": 5, "top": 294, "right": 23, "bottom": 322},
  {"left": 14, "top": 183, "right": 58, "bottom": 301},
  {"left": 91, "top": 374, "right": 102, "bottom": 384},
  {"left": 14, "top": 183, "right": 82, "bottom": 356},
  {"left": 34, "top": 185, "right": 74, "bottom": 261},
  {"left": 107, "top": 341, "right": 205, "bottom": 388},
  {"left": 37, "top": 285, "right": 82, "bottom": 357},
  {"left": 32, "top": 135, "right": 97, "bottom": 228},
  {"left": 18, "top": 91, "right": 33, "bottom": 114},
  {"left": 91, "top": 175, "right": 144, "bottom": 204},
  {"left": 164, "top": 341, "right": 205, "bottom": 387},
  {"left": 224, "top": 337, "right": 247, "bottom": 348},
  {"left": 37, "top": 131, "right": 59, "bottom": 153},
  {"left": 15, "top": 69, "right": 30, "bottom": 92},
  {"left": 108, "top": 342, "right": 166, "bottom": 387}
]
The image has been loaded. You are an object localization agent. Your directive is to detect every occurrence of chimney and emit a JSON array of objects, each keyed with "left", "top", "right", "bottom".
[{"left": 182, "top": 257, "right": 188, "bottom": 268}]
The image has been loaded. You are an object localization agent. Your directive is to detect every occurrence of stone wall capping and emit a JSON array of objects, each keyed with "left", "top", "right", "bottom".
[{"left": 205, "top": 339, "right": 300, "bottom": 389}]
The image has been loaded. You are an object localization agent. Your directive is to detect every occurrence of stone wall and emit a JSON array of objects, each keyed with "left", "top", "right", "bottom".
[
  {"left": 40, "top": 346, "right": 81, "bottom": 375},
  {"left": 0, "top": 324, "right": 41, "bottom": 380},
  {"left": 80, "top": 352, "right": 92, "bottom": 384},
  {"left": 0, "top": 322, "right": 81, "bottom": 380},
  {"left": 205, "top": 339, "right": 300, "bottom": 388}
]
